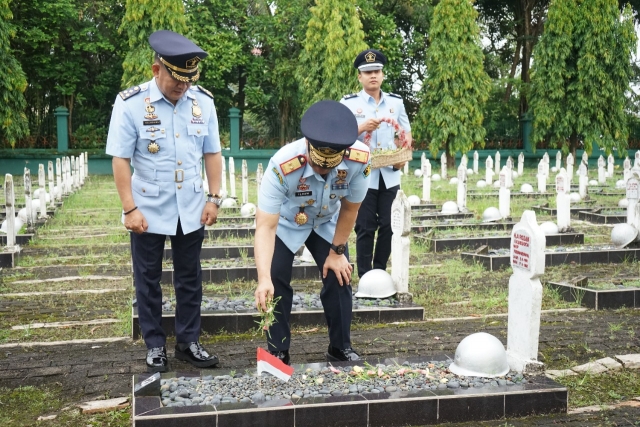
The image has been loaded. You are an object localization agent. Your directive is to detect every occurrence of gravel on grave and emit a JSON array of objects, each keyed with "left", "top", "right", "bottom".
[
  {"left": 159, "top": 361, "right": 530, "bottom": 408},
  {"left": 161, "top": 292, "right": 400, "bottom": 312}
]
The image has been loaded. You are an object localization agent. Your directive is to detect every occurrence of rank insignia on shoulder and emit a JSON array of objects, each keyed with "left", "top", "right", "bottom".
[
  {"left": 363, "top": 164, "right": 371, "bottom": 178},
  {"left": 272, "top": 167, "right": 284, "bottom": 185},
  {"left": 195, "top": 85, "right": 214, "bottom": 99},
  {"left": 342, "top": 93, "right": 358, "bottom": 100},
  {"left": 119, "top": 86, "right": 142, "bottom": 100},
  {"left": 388, "top": 92, "right": 402, "bottom": 99},
  {"left": 344, "top": 148, "right": 369, "bottom": 164},
  {"left": 280, "top": 155, "right": 306, "bottom": 175}
]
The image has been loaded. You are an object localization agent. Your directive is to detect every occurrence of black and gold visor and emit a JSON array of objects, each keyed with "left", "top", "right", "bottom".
[{"left": 308, "top": 142, "right": 345, "bottom": 169}]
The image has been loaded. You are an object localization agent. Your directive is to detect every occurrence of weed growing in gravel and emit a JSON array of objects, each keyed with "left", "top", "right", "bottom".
[{"left": 556, "top": 370, "right": 640, "bottom": 408}]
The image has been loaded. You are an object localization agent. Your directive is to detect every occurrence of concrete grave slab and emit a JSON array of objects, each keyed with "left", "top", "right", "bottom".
[
  {"left": 615, "top": 354, "right": 640, "bottom": 369},
  {"left": 571, "top": 362, "right": 609, "bottom": 375},
  {"left": 595, "top": 357, "right": 623, "bottom": 371}
]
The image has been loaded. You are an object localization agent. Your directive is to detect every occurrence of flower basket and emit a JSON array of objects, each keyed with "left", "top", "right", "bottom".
[{"left": 366, "top": 117, "right": 412, "bottom": 169}]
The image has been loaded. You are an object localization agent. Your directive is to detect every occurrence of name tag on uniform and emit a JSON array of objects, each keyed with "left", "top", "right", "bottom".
[
  {"left": 355, "top": 114, "right": 365, "bottom": 119},
  {"left": 295, "top": 191, "right": 312, "bottom": 197},
  {"left": 144, "top": 120, "right": 161, "bottom": 125}
]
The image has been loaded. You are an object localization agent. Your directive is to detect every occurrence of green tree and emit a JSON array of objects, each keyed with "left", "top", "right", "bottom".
[
  {"left": 120, "top": 0, "right": 187, "bottom": 88},
  {"left": 413, "top": 0, "right": 490, "bottom": 167},
  {"left": 297, "top": 0, "right": 367, "bottom": 109},
  {"left": 529, "top": 0, "right": 636, "bottom": 156},
  {"left": 0, "top": 0, "right": 29, "bottom": 148}
]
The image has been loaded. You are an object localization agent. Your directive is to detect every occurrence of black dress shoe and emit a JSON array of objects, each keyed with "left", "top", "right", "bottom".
[
  {"left": 146, "top": 346, "right": 168, "bottom": 373},
  {"left": 268, "top": 350, "right": 290, "bottom": 366},
  {"left": 175, "top": 342, "right": 219, "bottom": 368},
  {"left": 326, "top": 345, "right": 360, "bottom": 362}
]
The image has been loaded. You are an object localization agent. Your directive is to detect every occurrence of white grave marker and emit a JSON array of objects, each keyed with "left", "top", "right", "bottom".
[
  {"left": 473, "top": 151, "right": 479, "bottom": 174},
  {"left": 241, "top": 160, "right": 249, "bottom": 205},
  {"left": 38, "top": 164, "right": 47, "bottom": 219},
  {"left": 256, "top": 163, "right": 263, "bottom": 204},
  {"left": 581, "top": 151, "right": 588, "bottom": 166},
  {"left": 507, "top": 211, "right": 546, "bottom": 374},
  {"left": 566, "top": 153, "right": 574, "bottom": 184},
  {"left": 635, "top": 151, "right": 640, "bottom": 169},
  {"left": 517, "top": 152, "right": 524, "bottom": 176},
  {"left": 499, "top": 167, "right": 510, "bottom": 218},
  {"left": 555, "top": 151, "right": 562, "bottom": 171},
  {"left": 505, "top": 157, "right": 514, "bottom": 189},
  {"left": 624, "top": 157, "right": 632, "bottom": 182},
  {"left": 422, "top": 159, "right": 431, "bottom": 202},
  {"left": 607, "top": 154, "right": 614, "bottom": 178},
  {"left": 55, "top": 158, "right": 62, "bottom": 202},
  {"left": 221, "top": 155, "right": 227, "bottom": 198},
  {"left": 494, "top": 151, "right": 500, "bottom": 176},
  {"left": 440, "top": 152, "right": 447, "bottom": 179},
  {"left": 47, "top": 161, "right": 55, "bottom": 208},
  {"left": 23, "top": 168, "right": 33, "bottom": 230},
  {"left": 456, "top": 165, "right": 467, "bottom": 210},
  {"left": 598, "top": 156, "right": 606, "bottom": 184},
  {"left": 578, "top": 162, "right": 588, "bottom": 199},
  {"left": 537, "top": 161, "right": 547, "bottom": 193},
  {"left": 556, "top": 168, "right": 570, "bottom": 232},
  {"left": 626, "top": 175, "right": 640, "bottom": 229},
  {"left": 543, "top": 152, "right": 550, "bottom": 177},
  {"left": 229, "top": 157, "right": 237, "bottom": 199},
  {"left": 485, "top": 156, "right": 494, "bottom": 186},
  {"left": 391, "top": 190, "right": 412, "bottom": 303},
  {"left": 4, "top": 174, "right": 16, "bottom": 248}
]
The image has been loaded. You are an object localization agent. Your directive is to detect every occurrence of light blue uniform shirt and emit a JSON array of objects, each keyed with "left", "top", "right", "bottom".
[
  {"left": 258, "top": 138, "right": 371, "bottom": 253},
  {"left": 340, "top": 89, "right": 411, "bottom": 190},
  {"left": 106, "top": 78, "right": 221, "bottom": 235}
]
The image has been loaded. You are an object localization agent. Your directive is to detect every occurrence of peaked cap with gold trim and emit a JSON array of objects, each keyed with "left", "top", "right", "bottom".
[
  {"left": 149, "top": 30, "right": 208, "bottom": 83},
  {"left": 354, "top": 48, "right": 387, "bottom": 72}
]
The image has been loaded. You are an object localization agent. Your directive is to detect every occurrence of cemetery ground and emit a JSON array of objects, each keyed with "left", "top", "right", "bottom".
[{"left": 0, "top": 167, "right": 639, "bottom": 426}]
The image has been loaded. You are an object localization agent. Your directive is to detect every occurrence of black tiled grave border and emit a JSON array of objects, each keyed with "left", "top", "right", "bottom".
[
  {"left": 467, "top": 191, "right": 555, "bottom": 199},
  {"left": 412, "top": 212, "right": 474, "bottom": 221},
  {"left": 132, "top": 357, "right": 567, "bottom": 427},
  {"left": 412, "top": 222, "right": 516, "bottom": 234},
  {"left": 532, "top": 205, "right": 596, "bottom": 215},
  {"left": 462, "top": 247, "right": 640, "bottom": 271},
  {"left": 0, "top": 234, "right": 35, "bottom": 246},
  {"left": 546, "top": 279, "right": 638, "bottom": 310},
  {"left": 132, "top": 305, "right": 425, "bottom": 338},
  {"left": 577, "top": 209, "right": 626, "bottom": 224},
  {"left": 419, "top": 233, "right": 584, "bottom": 253},
  {"left": 0, "top": 251, "right": 17, "bottom": 268}
]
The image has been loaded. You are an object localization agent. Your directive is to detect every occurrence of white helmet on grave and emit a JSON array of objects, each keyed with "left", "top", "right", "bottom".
[
  {"left": 539, "top": 221, "right": 559, "bottom": 235},
  {"left": 449, "top": 177, "right": 458, "bottom": 185},
  {"left": 569, "top": 192, "right": 581, "bottom": 203},
  {"left": 476, "top": 180, "right": 487, "bottom": 188},
  {"left": 431, "top": 174, "right": 441, "bottom": 181},
  {"left": 520, "top": 183, "right": 534, "bottom": 193},
  {"left": 407, "top": 195, "right": 421, "bottom": 206},
  {"left": 441, "top": 201, "right": 458, "bottom": 214},
  {"left": 354, "top": 269, "right": 396, "bottom": 299},
  {"left": 221, "top": 198, "right": 237, "bottom": 208},
  {"left": 449, "top": 332, "right": 510, "bottom": 378},
  {"left": 611, "top": 223, "right": 638, "bottom": 248},
  {"left": 618, "top": 198, "right": 629, "bottom": 208},
  {"left": 240, "top": 203, "right": 257, "bottom": 217},
  {"left": 482, "top": 207, "right": 502, "bottom": 223},
  {"left": 414, "top": 169, "right": 423, "bottom": 177}
]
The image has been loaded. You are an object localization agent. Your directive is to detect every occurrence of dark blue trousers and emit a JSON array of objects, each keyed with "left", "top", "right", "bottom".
[
  {"left": 355, "top": 174, "right": 399, "bottom": 278},
  {"left": 267, "top": 232, "right": 353, "bottom": 351},
  {"left": 131, "top": 221, "right": 205, "bottom": 348}
]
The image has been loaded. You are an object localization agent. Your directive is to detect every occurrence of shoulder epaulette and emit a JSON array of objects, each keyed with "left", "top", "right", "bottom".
[
  {"left": 388, "top": 92, "right": 402, "bottom": 99},
  {"left": 279, "top": 155, "right": 307, "bottom": 175},
  {"left": 195, "top": 85, "right": 214, "bottom": 99},
  {"left": 119, "top": 85, "right": 144, "bottom": 100},
  {"left": 342, "top": 93, "right": 358, "bottom": 100},
  {"left": 343, "top": 148, "right": 369, "bottom": 164}
]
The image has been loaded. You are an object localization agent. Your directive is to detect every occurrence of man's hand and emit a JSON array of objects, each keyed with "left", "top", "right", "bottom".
[
  {"left": 358, "top": 118, "right": 382, "bottom": 134},
  {"left": 124, "top": 209, "right": 148, "bottom": 234},
  {"left": 322, "top": 252, "right": 353, "bottom": 286},
  {"left": 393, "top": 161, "right": 407, "bottom": 170},
  {"left": 255, "top": 280, "right": 275, "bottom": 312},
  {"left": 201, "top": 202, "right": 218, "bottom": 226}
]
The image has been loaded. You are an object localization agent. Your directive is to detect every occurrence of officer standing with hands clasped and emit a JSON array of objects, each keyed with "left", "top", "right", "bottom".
[
  {"left": 106, "top": 30, "right": 223, "bottom": 373},
  {"left": 340, "top": 49, "right": 412, "bottom": 279},
  {"left": 254, "top": 100, "right": 371, "bottom": 365}
]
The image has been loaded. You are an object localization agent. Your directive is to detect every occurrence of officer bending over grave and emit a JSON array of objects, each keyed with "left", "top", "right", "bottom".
[
  {"left": 254, "top": 100, "right": 371, "bottom": 365},
  {"left": 107, "top": 30, "right": 222, "bottom": 373}
]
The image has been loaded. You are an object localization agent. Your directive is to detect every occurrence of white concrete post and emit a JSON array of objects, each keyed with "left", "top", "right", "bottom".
[
  {"left": 494, "top": 151, "right": 500, "bottom": 176},
  {"left": 461, "top": 153, "right": 468, "bottom": 168},
  {"left": 47, "top": 161, "right": 55, "bottom": 208},
  {"left": 23, "top": 168, "right": 33, "bottom": 230},
  {"left": 38, "top": 164, "right": 47, "bottom": 219},
  {"left": 626, "top": 175, "right": 640, "bottom": 229},
  {"left": 555, "top": 151, "right": 561, "bottom": 171},
  {"left": 79, "top": 154, "right": 85, "bottom": 186},
  {"left": 456, "top": 164, "right": 467, "bottom": 211},
  {"left": 537, "top": 161, "right": 546, "bottom": 193},
  {"left": 517, "top": 152, "right": 524, "bottom": 176},
  {"left": 403, "top": 160, "right": 409, "bottom": 175},
  {"left": 556, "top": 168, "right": 570, "bottom": 232},
  {"left": 581, "top": 151, "right": 588, "bottom": 167},
  {"left": 578, "top": 162, "right": 588, "bottom": 199},
  {"left": 473, "top": 151, "right": 479, "bottom": 174},
  {"left": 507, "top": 210, "right": 546, "bottom": 374},
  {"left": 634, "top": 151, "right": 640, "bottom": 169},
  {"left": 505, "top": 157, "right": 514, "bottom": 189},
  {"left": 543, "top": 152, "right": 550, "bottom": 177},
  {"left": 624, "top": 157, "right": 632, "bottom": 183},
  {"left": 422, "top": 159, "right": 431, "bottom": 202},
  {"left": 229, "top": 157, "right": 236, "bottom": 199},
  {"left": 598, "top": 156, "right": 606, "bottom": 184},
  {"left": 440, "top": 152, "right": 447, "bottom": 179},
  {"left": 566, "top": 154, "right": 574, "bottom": 184},
  {"left": 391, "top": 190, "right": 412, "bottom": 303},
  {"left": 607, "top": 154, "right": 614, "bottom": 178},
  {"left": 499, "top": 167, "right": 510, "bottom": 218},
  {"left": 84, "top": 152, "right": 89, "bottom": 179},
  {"left": 241, "top": 160, "right": 249, "bottom": 205},
  {"left": 485, "top": 156, "right": 494, "bottom": 186},
  {"left": 4, "top": 174, "right": 16, "bottom": 247},
  {"left": 221, "top": 156, "right": 227, "bottom": 198},
  {"left": 55, "top": 158, "right": 62, "bottom": 201}
]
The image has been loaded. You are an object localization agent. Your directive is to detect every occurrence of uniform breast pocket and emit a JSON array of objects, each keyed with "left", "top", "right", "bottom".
[
  {"left": 187, "top": 125, "right": 208, "bottom": 152},
  {"left": 137, "top": 128, "right": 168, "bottom": 157},
  {"left": 132, "top": 178, "right": 160, "bottom": 197}
]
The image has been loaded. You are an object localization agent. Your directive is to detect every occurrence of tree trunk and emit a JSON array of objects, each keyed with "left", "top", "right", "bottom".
[
  {"left": 504, "top": 39, "right": 522, "bottom": 102},
  {"left": 280, "top": 99, "right": 289, "bottom": 147},
  {"left": 446, "top": 140, "right": 455, "bottom": 168},
  {"left": 237, "top": 65, "right": 246, "bottom": 143},
  {"left": 569, "top": 132, "right": 579, "bottom": 159},
  {"left": 519, "top": 0, "right": 533, "bottom": 115}
]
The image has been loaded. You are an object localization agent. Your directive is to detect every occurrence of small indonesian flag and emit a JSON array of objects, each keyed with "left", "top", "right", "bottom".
[{"left": 257, "top": 348, "right": 294, "bottom": 382}]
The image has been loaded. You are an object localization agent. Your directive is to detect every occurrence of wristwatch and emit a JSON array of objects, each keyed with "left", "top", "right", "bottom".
[
  {"left": 206, "top": 193, "right": 223, "bottom": 206},
  {"left": 330, "top": 243, "right": 346, "bottom": 255}
]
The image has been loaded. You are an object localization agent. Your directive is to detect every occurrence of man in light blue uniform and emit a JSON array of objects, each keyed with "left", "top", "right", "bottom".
[
  {"left": 107, "top": 30, "right": 223, "bottom": 372},
  {"left": 340, "top": 49, "right": 412, "bottom": 279},
  {"left": 254, "top": 100, "right": 371, "bottom": 365}
]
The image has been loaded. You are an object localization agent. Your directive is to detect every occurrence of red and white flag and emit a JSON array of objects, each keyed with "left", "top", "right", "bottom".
[{"left": 257, "top": 348, "right": 294, "bottom": 382}]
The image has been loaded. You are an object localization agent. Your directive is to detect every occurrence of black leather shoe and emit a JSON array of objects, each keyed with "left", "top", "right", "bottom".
[
  {"left": 146, "top": 346, "right": 168, "bottom": 373},
  {"left": 175, "top": 342, "right": 219, "bottom": 368},
  {"left": 268, "top": 350, "right": 290, "bottom": 366},
  {"left": 326, "top": 345, "right": 360, "bottom": 362}
]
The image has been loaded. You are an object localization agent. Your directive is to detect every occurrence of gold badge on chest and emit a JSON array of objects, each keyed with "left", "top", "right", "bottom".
[
  {"left": 144, "top": 98, "right": 158, "bottom": 120},
  {"left": 192, "top": 99, "right": 202, "bottom": 118},
  {"left": 147, "top": 141, "right": 160, "bottom": 154},
  {"left": 294, "top": 206, "right": 308, "bottom": 225}
]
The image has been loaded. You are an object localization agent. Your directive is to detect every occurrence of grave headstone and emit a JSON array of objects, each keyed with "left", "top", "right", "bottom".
[
  {"left": 391, "top": 190, "right": 412, "bottom": 303},
  {"left": 256, "top": 163, "right": 263, "bottom": 204},
  {"left": 494, "top": 151, "right": 501, "bottom": 176},
  {"left": 543, "top": 152, "right": 550, "bottom": 177},
  {"left": 607, "top": 154, "right": 614, "bottom": 178},
  {"left": 55, "top": 158, "right": 62, "bottom": 202},
  {"left": 404, "top": 160, "right": 409, "bottom": 175},
  {"left": 47, "top": 161, "right": 55, "bottom": 208},
  {"left": 23, "top": 168, "right": 33, "bottom": 230},
  {"left": 221, "top": 155, "right": 227, "bottom": 197},
  {"left": 518, "top": 152, "right": 524, "bottom": 176},
  {"left": 556, "top": 168, "right": 570, "bottom": 232},
  {"left": 505, "top": 157, "right": 514, "bottom": 189},
  {"left": 38, "top": 164, "right": 47, "bottom": 219},
  {"left": 566, "top": 153, "right": 574, "bottom": 184},
  {"left": 461, "top": 153, "right": 468, "bottom": 168},
  {"left": 421, "top": 152, "right": 426, "bottom": 171},
  {"left": 4, "top": 174, "right": 15, "bottom": 248},
  {"left": 635, "top": 151, "right": 640, "bottom": 169},
  {"left": 499, "top": 167, "right": 510, "bottom": 218},
  {"left": 473, "top": 151, "right": 479, "bottom": 174},
  {"left": 486, "top": 156, "right": 494, "bottom": 186},
  {"left": 624, "top": 157, "right": 632, "bottom": 182},
  {"left": 440, "top": 152, "right": 447, "bottom": 179},
  {"left": 241, "top": 160, "right": 249, "bottom": 205},
  {"left": 507, "top": 210, "right": 546, "bottom": 374},
  {"left": 422, "top": 159, "right": 431, "bottom": 202},
  {"left": 578, "top": 162, "right": 588, "bottom": 199},
  {"left": 84, "top": 152, "right": 89, "bottom": 178},
  {"left": 598, "top": 156, "right": 606, "bottom": 184},
  {"left": 555, "top": 151, "right": 561, "bottom": 171},
  {"left": 79, "top": 154, "right": 85, "bottom": 185},
  {"left": 456, "top": 164, "right": 467, "bottom": 210},
  {"left": 229, "top": 157, "right": 237, "bottom": 199},
  {"left": 537, "top": 161, "right": 546, "bottom": 193},
  {"left": 581, "top": 151, "right": 588, "bottom": 166},
  {"left": 626, "top": 174, "right": 640, "bottom": 229}
]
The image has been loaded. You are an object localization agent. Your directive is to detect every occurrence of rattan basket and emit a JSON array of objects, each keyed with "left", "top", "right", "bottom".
[{"left": 371, "top": 147, "right": 413, "bottom": 169}]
